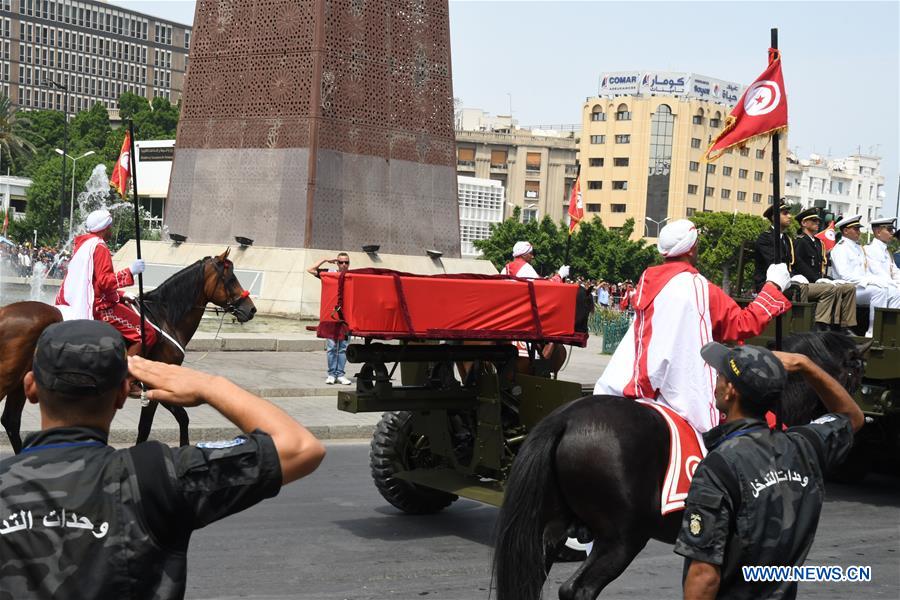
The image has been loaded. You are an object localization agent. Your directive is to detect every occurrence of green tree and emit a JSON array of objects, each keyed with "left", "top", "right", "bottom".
[
  {"left": 474, "top": 212, "right": 659, "bottom": 282},
  {"left": 0, "top": 93, "right": 37, "bottom": 175},
  {"left": 117, "top": 91, "right": 151, "bottom": 120},
  {"left": 690, "top": 211, "right": 770, "bottom": 293},
  {"left": 69, "top": 103, "right": 112, "bottom": 156}
]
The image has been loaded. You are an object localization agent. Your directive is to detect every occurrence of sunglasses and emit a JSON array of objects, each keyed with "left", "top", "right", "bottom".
[{"left": 337, "top": 260, "right": 350, "bottom": 265}]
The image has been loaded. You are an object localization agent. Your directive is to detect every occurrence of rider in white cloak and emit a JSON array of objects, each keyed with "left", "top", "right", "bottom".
[{"left": 594, "top": 220, "right": 794, "bottom": 434}]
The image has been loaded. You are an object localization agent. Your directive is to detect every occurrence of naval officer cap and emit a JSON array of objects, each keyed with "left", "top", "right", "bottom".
[
  {"left": 869, "top": 217, "right": 896, "bottom": 229},
  {"left": 794, "top": 207, "right": 820, "bottom": 225},
  {"left": 763, "top": 198, "right": 788, "bottom": 221},
  {"left": 835, "top": 214, "right": 863, "bottom": 230}
]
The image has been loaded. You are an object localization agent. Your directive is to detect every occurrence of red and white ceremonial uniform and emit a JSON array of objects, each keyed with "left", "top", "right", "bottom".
[
  {"left": 55, "top": 232, "right": 157, "bottom": 347},
  {"left": 501, "top": 257, "right": 540, "bottom": 280},
  {"left": 594, "top": 261, "right": 790, "bottom": 433}
]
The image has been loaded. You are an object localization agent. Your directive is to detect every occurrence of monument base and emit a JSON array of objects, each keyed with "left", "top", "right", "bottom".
[{"left": 113, "top": 241, "right": 496, "bottom": 319}]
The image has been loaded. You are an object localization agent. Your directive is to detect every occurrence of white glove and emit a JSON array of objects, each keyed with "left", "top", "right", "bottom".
[
  {"left": 558, "top": 265, "right": 570, "bottom": 279},
  {"left": 790, "top": 274, "right": 810, "bottom": 285},
  {"left": 765, "top": 263, "right": 792, "bottom": 292},
  {"left": 815, "top": 278, "right": 836, "bottom": 286},
  {"left": 130, "top": 259, "right": 146, "bottom": 275}
]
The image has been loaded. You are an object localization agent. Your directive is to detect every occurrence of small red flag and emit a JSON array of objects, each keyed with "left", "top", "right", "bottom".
[
  {"left": 568, "top": 176, "right": 583, "bottom": 233},
  {"left": 109, "top": 132, "right": 131, "bottom": 197},
  {"left": 815, "top": 222, "right": 837, "bottom": 252},
  {"left": 705, "top": 50, "right": 788, "bottom": 161}
]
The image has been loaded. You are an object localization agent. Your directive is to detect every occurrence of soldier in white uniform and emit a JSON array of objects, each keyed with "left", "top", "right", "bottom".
[
  {"left": 829, "top": 214, "right": 900, "bottom": 337},
  {"left": 865, "top": 217, "right": 900, "bottom": 288}
]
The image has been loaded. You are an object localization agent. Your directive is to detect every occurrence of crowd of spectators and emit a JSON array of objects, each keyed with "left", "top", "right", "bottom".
[
  {"left": 571, "top": 277, "right": 637, "bottom": 313},
  {"left": 0, "top": 242, "right": 69, "bottom": 279}
]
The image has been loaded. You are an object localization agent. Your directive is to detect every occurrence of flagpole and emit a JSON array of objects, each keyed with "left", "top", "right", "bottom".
[
  {"left": 770, "top": 28, "right": 783, "bottom": 354},
  {"left": 127, "top": 120, "right": 146, "bottom": 355}
]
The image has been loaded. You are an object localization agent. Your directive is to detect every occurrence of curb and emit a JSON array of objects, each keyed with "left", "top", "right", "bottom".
[{"left": 186, "top": 338, "right": 324, "bottom": 352}]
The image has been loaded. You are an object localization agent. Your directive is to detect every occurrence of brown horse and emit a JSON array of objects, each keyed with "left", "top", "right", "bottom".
[{"left": 0, "top": 249, "right": 256, "bottom": 452}]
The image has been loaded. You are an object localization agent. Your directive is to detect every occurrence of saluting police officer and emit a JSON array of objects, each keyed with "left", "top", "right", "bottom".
[
  {"left": 0, "top": 320, "right": 325, "bottom": 599},
  {"left": 792, "top": 208, "right": 857, "bottom": 333},
  {"left": 674, "top": 342, "right": 863, "bottom": 600}
]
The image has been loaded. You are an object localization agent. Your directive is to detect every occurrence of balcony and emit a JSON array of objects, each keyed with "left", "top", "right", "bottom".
[
  {"left": 456, "top": 160, "right": 476, "bottom": 170},
  {"left": 525, "top": 166, "right": 541, "bottom": 174},
  {"left": 490, "top": 163, "right": 508, "bottom": 172},
  {"left": 565, "top": 165, "right": 579, "bottom": 177}
]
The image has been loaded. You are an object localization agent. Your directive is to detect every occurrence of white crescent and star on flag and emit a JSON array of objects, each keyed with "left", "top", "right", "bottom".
[
  {"left": 743, "top": 80, "right": 781, "bottom": 116},
  {"left": 118, "top": 151, "right": 130, "bottom": 168}
]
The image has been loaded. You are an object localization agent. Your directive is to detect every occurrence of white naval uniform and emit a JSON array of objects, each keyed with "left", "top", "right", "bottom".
[
  {"left": 866, "top": 238, "right": 900, "bottom": 287},
  {"left": 830, "top": 237, "right": 900, "bottom": 336}
]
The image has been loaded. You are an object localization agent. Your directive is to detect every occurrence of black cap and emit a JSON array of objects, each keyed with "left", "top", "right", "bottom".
[
  {"left": 794, "top": 207, "right": 820, "bottom": 225},
  {"left": 762, "top": 198, "right": 788, "bottom": 221},
  {"left": 32, "top": 321, "right": 128, "bottom": 396},
  {"left": 701, "top": 342, "right": 786, "bottom": 401}
]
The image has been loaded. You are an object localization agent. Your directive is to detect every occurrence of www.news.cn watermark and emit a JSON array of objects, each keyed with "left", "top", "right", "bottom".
[{"left": 743, "top": 565, "right": 872, "bottom": 583}]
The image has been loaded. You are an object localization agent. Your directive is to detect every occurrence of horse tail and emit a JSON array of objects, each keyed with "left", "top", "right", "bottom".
[{"left": 493, "top": 409, "right": 569, "bottom": 600}]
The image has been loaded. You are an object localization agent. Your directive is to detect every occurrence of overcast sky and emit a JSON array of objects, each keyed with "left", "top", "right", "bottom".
[{"left": 110, "top": 0, "right": 900, "bottom": 218}]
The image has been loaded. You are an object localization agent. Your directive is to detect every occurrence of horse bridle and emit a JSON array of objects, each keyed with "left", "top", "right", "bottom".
[{"left": 210, "top": 257, "right": 250, "bottom": 316}]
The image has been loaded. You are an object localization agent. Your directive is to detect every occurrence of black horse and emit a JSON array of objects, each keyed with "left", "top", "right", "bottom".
[{"left": 492, "top": 332, "right": 869, "bottom": 600}]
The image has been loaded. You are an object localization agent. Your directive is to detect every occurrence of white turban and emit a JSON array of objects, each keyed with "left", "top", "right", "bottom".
[
  {"left": 657, "top": 219, "right": 698, "bottom": 258},
  {"left": 85, "top": 209, "right": 113, "bottom": 233},
  {"left": 512, "top": 241, "right": 533, "bottom": 258}
]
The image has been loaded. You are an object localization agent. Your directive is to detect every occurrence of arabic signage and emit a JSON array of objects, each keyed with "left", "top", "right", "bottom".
[
  {"left": 598, "top": 71, "right": 745, "bottom": 106},
  {"left": 139, "top": 145, "right": 174, "bottom": 162}
]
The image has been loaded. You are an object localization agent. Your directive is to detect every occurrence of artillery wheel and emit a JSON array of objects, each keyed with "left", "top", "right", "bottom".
[{"left": 370, "top": 411, "right": 458, "bottom": 514}]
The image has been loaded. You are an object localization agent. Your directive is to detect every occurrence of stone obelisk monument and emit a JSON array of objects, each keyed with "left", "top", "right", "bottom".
[{"left": 165, "top": 0, "right": 460, "bottom": 257}]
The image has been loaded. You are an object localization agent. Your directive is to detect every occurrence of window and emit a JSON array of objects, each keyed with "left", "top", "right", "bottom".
[
  {"left": 721, "top": 189, "right": 731, "bottom": 199},
  {"left": 615, "top": 134, "right": 630, "bottom": 144},
  {"left": 769, "top": 173, "right": 773, "bottom": 183},
  {"left": 590, "top": 135, "right": 605, "bottom": 144},
  {"left": 587, "top": 180, "right": 603, "bottom": 190},
  {"left": 457, "top": 147, "right": 475, "bottom": 167},
  {"left": 686, "top": 208, "right": 696, "bottom": 216},
  {"left": 692, "top": 115, "right": 703, "bottom": 125},
  {"left": 522, "top": 208, "right": 538, "bottom": 223},
  {"left": 689, "top": 161, "right": 700, "bottom": 172},
  {"left": 705, "top": 186, "right": 715, "bottom": 197},
  {"left": 525, "top": 180, "right": 540, "bottom": 199},
  {"left": 590, "top": 106, "right": 606, "bottom": 121},
  {"left": 739, "top": 147, "right": 750, "bottom": 157},
  {"left": 612, "top": 180, "right": 628, "bottom": 190},
  {"left": 756, "top": 149, "right": 765, "bottom": 159},
  {"left": 722, "top": 167, "right": 732, "bottom": 176},
  {"left": 589, "top": 157, "right": 604, "bottom": 167},
  {"left": 706, "top": 164, "right": 716, "bottom": 174},
  {"left": 752, "top": 193, "right": 762, "bottom": 203},
  {"left": 615, "top": 103, "right": 631, "bottom": 120},
  {"left": 490, "top": 149, "right": 507, "bottom": 167},
  {"left": 610, "top": 204, "right": 627, "bottom": 213},
  {"left": 525, "top": 152, "right": 541, "bottom": 172},
  {"left": 710, "top": 112, "right": 722, "bottom": 127},
  {"left": 737, "top": 191, "right": 746, "bottom": 202},
  {"left": 613, "top": 157, "right": 629, "bottom": 167},
  {"left": 738, "top": 168, "right": 748, "bottom": 179},
  {"left": 754, "top": 171, "right": 764, "bottom": 181},
  {"left": 586, "top": 203, "right": 601, "bottom": 213},
  {"left": 690, "top": 138, "right": 701, "bottom": 149},
  {"left": 688, "top": 184, "right": 698, "bottom": 195}
]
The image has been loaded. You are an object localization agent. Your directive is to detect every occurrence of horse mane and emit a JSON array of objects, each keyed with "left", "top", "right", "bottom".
[
  {"left": 777, "top": 331, "right": 860, "bottom": 426},
  {"left": 143, "top": 259, "right": 207, "bottom": 326}
]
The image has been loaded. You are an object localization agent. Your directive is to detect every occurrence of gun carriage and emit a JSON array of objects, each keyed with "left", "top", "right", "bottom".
[{"left": 318, "top": 269, "right": 590, "bottom": 513}]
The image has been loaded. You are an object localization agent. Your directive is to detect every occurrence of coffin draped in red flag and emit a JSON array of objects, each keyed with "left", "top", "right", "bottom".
[{"left": 317, "top": 269, "right": 589, "bottom": 346}]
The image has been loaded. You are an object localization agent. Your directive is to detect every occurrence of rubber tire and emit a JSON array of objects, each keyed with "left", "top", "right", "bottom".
[{"left": 370, "top": 411, "right": 458, "bottom": 514}]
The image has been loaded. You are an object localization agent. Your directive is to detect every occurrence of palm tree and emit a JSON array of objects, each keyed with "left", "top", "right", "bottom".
[{"left": 0, "top": 93, "right": 37, "bottom": 163}]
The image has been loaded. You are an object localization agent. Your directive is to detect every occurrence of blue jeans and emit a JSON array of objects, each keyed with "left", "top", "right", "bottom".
[{"left": 326, "top": 338, "right": 348, "bottom": 377}]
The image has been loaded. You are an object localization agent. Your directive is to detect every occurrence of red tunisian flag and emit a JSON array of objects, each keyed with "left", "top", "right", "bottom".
[
  {"left": 815, "top": 222, "right": 837, "bottom": 252},
  {"left": 705, "top": 49, "right": 788, "bottom": 161},
  {"left": 568, "top": 176, "right": 583, "bottom": 233},
  {"left": 109, "top": 131, "right": 131, "bottom": 197}
]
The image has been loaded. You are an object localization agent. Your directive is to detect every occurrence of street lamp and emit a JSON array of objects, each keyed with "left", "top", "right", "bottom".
[
  {"left": 44, "top": 78, "right": 70, "bottom": 241},
  {"left": 55, "top": 149, "right": 95, "bottom": 239},
  {"left": 644, "top": 216, "right": 670, "bottom": 238}
]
